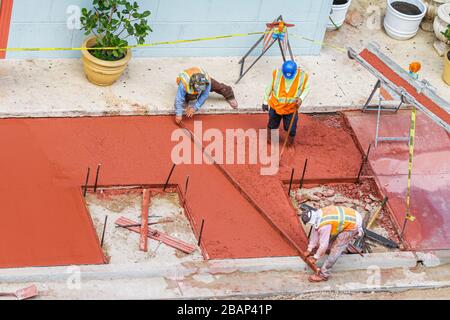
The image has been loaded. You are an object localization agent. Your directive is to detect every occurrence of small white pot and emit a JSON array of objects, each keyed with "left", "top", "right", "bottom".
[
  {"left": 384, "top": 0, "right": 427, "bottom": 40},
  {"left": 327, "top": 0, "right": 353, "bottom": 31},
  {"left": 433, "top": 3, "right": 450, "bottom": 44}
]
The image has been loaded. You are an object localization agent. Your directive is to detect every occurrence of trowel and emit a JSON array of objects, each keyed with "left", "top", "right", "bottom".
[{"left": 0, "top": 285, "right": 38, "bottom": 300}]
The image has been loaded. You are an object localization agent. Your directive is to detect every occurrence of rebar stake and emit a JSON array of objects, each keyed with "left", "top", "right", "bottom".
[
  {"left": 288, "top": 168, "right": 295, "bottom": 196},
  {"left": 299, "top": 158, "right": 308, "bottom": 189},
  {"left": 197, "top": 219, "right": 205, "bottom": 247},
  {"left": 357, "top": 144, "right": 372, "bottom": 183},
  {"left": 163, "top": 163, "right": 176, "bottom": 192},
  {"left": 94, "top": 164, "right": 102, "bottom": 193},
  {"left": 101, "top": 215, "right": 108, "bottom": 248},
  {"left": 83, "top": 167, "right": 91, "bottom": 197}
]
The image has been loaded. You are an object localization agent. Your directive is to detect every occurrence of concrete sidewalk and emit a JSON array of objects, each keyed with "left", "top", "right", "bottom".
[
  {"left": 0, "top": 0, "right": 448, "bottom": 118},
  {"left": 1, "top": 252, "right": 450, "bottom": 299}
]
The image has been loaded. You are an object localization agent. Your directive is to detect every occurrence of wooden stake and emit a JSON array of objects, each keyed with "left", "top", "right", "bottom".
[{"left": 140, "top": 189, "right": 151, "bottom": 252}]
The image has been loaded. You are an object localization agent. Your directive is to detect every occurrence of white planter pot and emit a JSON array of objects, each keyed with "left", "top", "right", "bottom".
[
  {"left": 421, "top": 0, "right": 448, "bottom": 32},
  {"left": 433, "top": 3, "right": 450, "bottom": 44},
  {"left": 384, "top": 0, "right": 427, "bottom": 40},
  {"left": 327, "top": 0, "right": 353, "bottom": 31}
]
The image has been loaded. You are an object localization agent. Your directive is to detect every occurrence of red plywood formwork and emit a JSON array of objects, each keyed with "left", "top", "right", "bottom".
[{"left": 0, "top": 114, "right": 363, "bottom": 268}]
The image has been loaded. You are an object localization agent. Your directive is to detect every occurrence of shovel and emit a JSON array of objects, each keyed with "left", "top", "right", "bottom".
[{"left": 0, "top": 285, "right": 38, "bottom": 300}]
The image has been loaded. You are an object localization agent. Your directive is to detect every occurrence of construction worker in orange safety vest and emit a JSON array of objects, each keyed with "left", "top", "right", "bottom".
[
  {"left": 175, "top": 67, "right": 238, "bottom": 125},
  {"left": 300, "top": 205, "right": 364, "bottom": 282},
  {"left": 262, "top": 60, "right": 310, "bottom": 146}
]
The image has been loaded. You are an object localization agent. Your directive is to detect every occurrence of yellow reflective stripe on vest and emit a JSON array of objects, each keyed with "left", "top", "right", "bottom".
[
  {"left": 178, "top": 67, "right": 209, "bottom": 95},
  {"left": 337, "top": 207, "right": 345, "bottom": 234}
]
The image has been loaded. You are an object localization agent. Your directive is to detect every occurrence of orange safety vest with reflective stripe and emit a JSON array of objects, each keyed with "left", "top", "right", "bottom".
[
  {"left": 268, "top": 68, "right": 308, "bottom": 115},
  {"left": 319, "top": 206, "right": 358, "bottom": 237},
  {"left": 176, "top": 67, "right": 210, "bottom": 95}
]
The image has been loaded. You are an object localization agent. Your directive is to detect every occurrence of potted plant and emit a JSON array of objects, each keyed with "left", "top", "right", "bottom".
[
  {"left": 443, "top": 20, "right": 450, "bottom": 85},
  {"left": 327, "top": 0, "right": 353, "bottom": 31},
  {"left": 80, "top": 0, "right": 152, "bottom": 86},
  {"left": 384, "top": 0, "right": 427, "bottom": 40}
]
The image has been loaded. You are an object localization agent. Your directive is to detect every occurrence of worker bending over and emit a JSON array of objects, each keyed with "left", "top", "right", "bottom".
[
  {"left": 175, "top": 67, "right": 238, "bottom": 124},
  {"left": 262, "top": 60, "right": 310, "bottom": 146},
  {"left": 301, "top": 205, "right": 364, "bottom": 282}
]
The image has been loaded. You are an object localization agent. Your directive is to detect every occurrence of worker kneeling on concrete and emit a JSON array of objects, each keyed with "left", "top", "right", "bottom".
[
  {"left": 175, "top": 67, "right": 238, "bottom": 125},
  {"left": 301, "top": 205, "right": 364, "bottom": 282},
  {"left": 262, "top": 60, "right": 310, "bottom": 146}
]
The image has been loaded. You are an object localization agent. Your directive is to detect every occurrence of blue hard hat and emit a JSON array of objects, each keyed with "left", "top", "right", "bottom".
[{"left": 282, "top": 60, "right": 298, "bottom": 79}]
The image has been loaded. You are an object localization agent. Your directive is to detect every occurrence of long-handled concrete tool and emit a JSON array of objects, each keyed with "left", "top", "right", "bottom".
[{"left": 0, "top": 285, "right": 38, "bottom": 300}]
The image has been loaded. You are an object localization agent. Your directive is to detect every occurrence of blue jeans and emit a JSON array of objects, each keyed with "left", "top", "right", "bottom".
[{"left": 267, "top": 108, "right": 299, "bottom": 137}]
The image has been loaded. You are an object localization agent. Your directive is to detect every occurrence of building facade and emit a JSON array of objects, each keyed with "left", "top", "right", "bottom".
[{"left": 0, "top": 0, "right": 333, "bottom": 59}]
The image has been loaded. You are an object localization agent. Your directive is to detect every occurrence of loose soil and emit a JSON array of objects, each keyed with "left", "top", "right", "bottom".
[{"left": 391, "top": 2, "right": 422, "bottom": 16}]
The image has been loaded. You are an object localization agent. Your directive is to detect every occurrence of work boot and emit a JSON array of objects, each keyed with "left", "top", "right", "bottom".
[
  {"left": 227, "top": 99, "right": 238, "bottom": 109},
  {"left": 286, "top": 135, "right": 295, "bottom": 147},
  {"left": 308, "top": 273, "right": 328, "bottom": 283}
]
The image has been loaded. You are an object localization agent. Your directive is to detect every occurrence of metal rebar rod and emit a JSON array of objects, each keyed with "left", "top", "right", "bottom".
[
  {"left": 278, "top": 38, "right": 286, "bottom": 62},
  {"left": 357, "top": 144, "right": 372, "bottom": 183},
  {"left": 288, "top": 168, "right": 295, "bottom": 196},
  {"left": 83, "top": 167, "right": 91, "bottom": 197},
  {"left": 299, "top": 158, "right": 308, "bottom": 190},
  {"left": 163, "top": 163, "right": 176, "bottom": 192},
  {"left": 101, "top": 215, "right": 108, "bottom": 248},
  {"left": 197, "top": 219, "right": 205, "bottom": 247},
  {"left": 94, "top": 164, "right": 102, "bottom": 193},
  {"left": 184, "top": 175, "right": 190, "bottom": 198}
]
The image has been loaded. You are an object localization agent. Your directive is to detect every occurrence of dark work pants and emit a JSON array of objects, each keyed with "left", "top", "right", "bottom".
[
  {"left": 185, "top": 78, "right": 235, "bottom": 102},
  {"left": 267, "top": 108, "right": 299, "bottom": 137}
]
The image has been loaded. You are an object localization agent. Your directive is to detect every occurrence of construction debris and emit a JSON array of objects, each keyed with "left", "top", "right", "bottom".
[
  {"left": 116, "top": 217, "right": 196, "bottom": 254},
  {"left": 0, "top": 285, "right": 38, "bottom": 300}
]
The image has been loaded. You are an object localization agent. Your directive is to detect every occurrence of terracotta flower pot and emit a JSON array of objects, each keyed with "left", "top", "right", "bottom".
[
  {"left": 444, "top": 50, "right": 450, "bottom": 85},
  {"left": 81, "top": 37, "right": 132, "bottom": 86}
]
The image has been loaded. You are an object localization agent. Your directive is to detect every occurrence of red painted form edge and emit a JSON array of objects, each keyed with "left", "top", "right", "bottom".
[
  {"left": 140, "top": 189, "right": 150, "bottom": 252},
  {"left": 0, "top": 0, "right": 14, "bottom": 59}
]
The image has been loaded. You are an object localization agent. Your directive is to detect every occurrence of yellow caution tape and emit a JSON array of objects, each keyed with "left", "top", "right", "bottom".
[
  {"left": 0, "top": 31, "right": 265, "bottom": 52},
  {"left": 404, "top": 106, "right": 417, "bottom": 223},
  {"left": 290, "top": 32, "right": 347, "bottom": 54}
]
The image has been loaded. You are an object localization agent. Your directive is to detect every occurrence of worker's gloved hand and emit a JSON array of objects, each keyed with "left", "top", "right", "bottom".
[
  {"left": 175, "top": 116, "right": 183, "bottom": 126},
  {"left": 262, "top": 104, "right": 269, "bottom": 112},
  {"left": 295, "top": 98, "right": 303, "bottom": 107},
  {"left": 186, "top": 107, "right": 196, "bottom": 118}
]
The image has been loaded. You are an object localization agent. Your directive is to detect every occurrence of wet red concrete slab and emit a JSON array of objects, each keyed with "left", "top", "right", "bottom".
[
  {"left": 0, "top": 114, "right": 362, "bottom": 268},
  {"left": 345, "top": 110, "right": 450, "bottom": 251}
]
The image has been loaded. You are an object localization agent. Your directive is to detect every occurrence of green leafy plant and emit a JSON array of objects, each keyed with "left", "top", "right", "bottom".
[
  {"left": 443, "top": 14, "right": 450, "bottom": 42},
  {"left": 80, "top": 0, "right": 152, "bottom": 61}
]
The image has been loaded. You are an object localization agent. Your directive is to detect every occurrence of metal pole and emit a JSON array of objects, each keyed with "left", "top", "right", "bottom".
[
  {"left": 163, "top": 163, "right": 176, "bottom": 192},
  {"left": 101, "top": 215, "right": 108, "bottom": 248},
  {"left": 83, "top": 167, "right": 91, "bottom": 197},
  {"left": 184, "top": 175, "right": 190, "bottom": 198},
  {"left": 197, "top": 219, "right": 205, "bottom": 247},
  {"left": 278, "top": 38, "right": 286, "bottom": 62},
  {"left": 236, "top": 38, "right": 278, "bottom": 84},
  {"left": 357, "top": 144, "right": 372, "bottom": 183},
  {"left": 288, "top": 168, "right": 295, "bottom": 196},
  {"left": 94, "top": 164, "right": 101, "bottom": 193},
  {"left": 362, "top": 80, "right": 381, "bottom": 112},
  {"left": 299, "top": 158, "right": 308, "bottom": 189}
]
